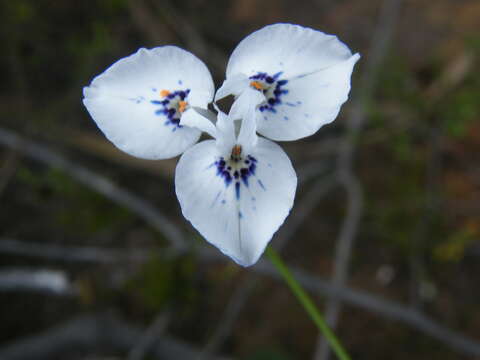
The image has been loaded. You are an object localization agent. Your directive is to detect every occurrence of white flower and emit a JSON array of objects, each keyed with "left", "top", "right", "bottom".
[
  {"left": 215, "top": 23, "right": 360, "bottom": 141},
  {"left": 83, "top": 46, "right": 214, "bottom": 160},
  {"left": 82, "top": 24, "right": 359, "bottom": 267},
  {"left": 176, "top": 91, "right": 297, "bottom": 266}
]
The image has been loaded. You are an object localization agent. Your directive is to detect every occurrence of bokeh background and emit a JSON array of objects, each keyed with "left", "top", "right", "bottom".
[{"left": 1, "top": 0, "right": 479, "bottom": 359}]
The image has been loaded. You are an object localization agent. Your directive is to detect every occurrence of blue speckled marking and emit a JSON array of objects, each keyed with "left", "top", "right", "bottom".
[
  {"left": 150, "top": 89, "right": 190, "bottom": 129},
  {"left": 238, "top": 211, "right": 243, "bottom": 219},
  {"left": 214, "top": 155, "right": 258, "bottom": 200},
  {"left": 130, "top": 96, "right": 145, "bottom": 104},
  {"left": 221, "top": 199, "right": 226, "bottom": 205},
  {"left": 249, "top": 72, "right": 288, "bottom": 113},
  {"left": 178, "top": 80, "right": 183, "bottom": 85},
  {"left": 283, "top": 116, "right": 289, "bottom": 121}
]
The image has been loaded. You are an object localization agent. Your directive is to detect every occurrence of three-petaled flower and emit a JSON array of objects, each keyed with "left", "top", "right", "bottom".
[{"left": 83, "top": 23, "right": 360, "bottom": 266}]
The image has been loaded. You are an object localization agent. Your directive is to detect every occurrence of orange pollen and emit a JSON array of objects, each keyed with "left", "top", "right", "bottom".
[
  {"left": 250, "top": 81, "right": 264, "bottom": 91},
  {"left": 178, "top": 100, "right": 188, "bottom": 113},
  {"left": 231, "top": 144, "right": 242, "bottom": 157},
  {"left": 160, "top": 89, "right": 170, "bottom": 97}
]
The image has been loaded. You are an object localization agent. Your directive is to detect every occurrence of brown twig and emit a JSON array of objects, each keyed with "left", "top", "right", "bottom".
[
  {"left": 2, "top": 128, "right": 480, "bottom": 357},
  {"left": 315, "top": 0, "right": 404, "bottom": 358},
  {"left": 0, "top": 127, "right": 187, "bottom": 251},
  {"left": 128, "top": 311, "right": 172, "bottom": 360},
  {"left": 0, "top": 312, "right": 232, "bottom": 360},
  {"left": 2, "top": 237, "right": 480, "bottom": 356}
]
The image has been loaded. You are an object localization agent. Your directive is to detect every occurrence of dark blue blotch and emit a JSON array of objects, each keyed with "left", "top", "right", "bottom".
[
  {"left": 273, "top": 72, "right": 283, "bottom": 79},
  {"left": 240, "top": 168, "right": 249, "bottom": 186},
  {"left": 238, "top": 211, "right": 243, "bottom": 219},
  {"left": 215, "top": 157, "right": 232, "bottom": 187},
  {"left": 235, "top": 182, "right": 240, "bottom": 200}
]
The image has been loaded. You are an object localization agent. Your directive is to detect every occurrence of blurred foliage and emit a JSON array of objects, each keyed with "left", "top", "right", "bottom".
[
  {"left": 433, "top": 221, "right": 479, "bottom": 262},
  {"left": 16, "top": 166, "right": 133, "bottom": 235},
  {"left": 126, "top": 254, "right": 198, "bottom": 314},
  {"left": 244, "top": 347, "right": 292, "bottom": 360}
]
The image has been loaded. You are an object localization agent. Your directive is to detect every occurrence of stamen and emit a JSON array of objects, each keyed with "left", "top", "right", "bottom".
[
  {"left": 250, "top": 81, "right": 264, "bottom": 91},
  {"left": 178, "top": 100, "right": 188, "bottom": 113},
  {"left": 160, "top": 89, "right": 170, "bottom": 97},
  {"left": 231, "top": 144, "right": 242, "bottom": 158}
]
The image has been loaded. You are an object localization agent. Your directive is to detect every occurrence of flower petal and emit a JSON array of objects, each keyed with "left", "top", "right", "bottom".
[
  {"left": 215, "top": 111, "right": 236, "bottom": 157},
  {"left": 180, "top": 108, "right": 217, "bottom": 139},
  {"left": 256, "top": 54, "right": 360, "bottom": 141},
  {"left": 226, "top": 23, "right": 354, "bottom": 79},
  {"left": 83, "top": 46, "right": 214, "bottom": 159},
  {"left": 215, "top": 73, "right": 249, "bottom": 102},
  {"left": 175, "top": 138, "right": 297, "bottom": 266},
  {"left": 235, "top": 91, "right": 262, "bottom": 154}
]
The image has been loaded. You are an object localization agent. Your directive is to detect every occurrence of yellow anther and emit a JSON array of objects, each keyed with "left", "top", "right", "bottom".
[
  {"left": 160, "top": 89, "right": 170, "bottom": 97},
  {"left": 178, "top": 100, "right": 188, "bottom": 113},
  {"left": 231, "top": 144, "right": 242, "bottom": 158},
  {"left": 250, "top": 81, "right": 264, "bottom": 91}
]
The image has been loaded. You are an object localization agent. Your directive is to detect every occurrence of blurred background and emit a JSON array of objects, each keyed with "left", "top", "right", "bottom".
[{"left": 0, "top": 0, "right": 479, "bottom": 359}]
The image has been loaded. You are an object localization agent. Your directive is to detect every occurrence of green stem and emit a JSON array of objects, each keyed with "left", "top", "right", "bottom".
[{"left": 265, "top": 246, "right": 351, "bottom": 360}]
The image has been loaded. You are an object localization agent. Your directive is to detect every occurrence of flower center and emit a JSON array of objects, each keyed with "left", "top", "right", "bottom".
[
  {"left": 150, "top": 89, "right": 190, "bottom": 128},
  {"left": 249, "top": 72, "right": 288, "bottom": 113},
  {"left": 215, "top": 146, "right": 258, "bottom": 200}
]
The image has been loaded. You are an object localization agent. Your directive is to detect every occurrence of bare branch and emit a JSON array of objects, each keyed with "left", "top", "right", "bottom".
[
  {"left": 0, "top": 127, "right": 187, "bottom": 251},
  {"left": 253, "top": 261, "right": 480, "bottom": 357},
  {"left": 128, "top": 311, "right": 172, "bottom": 360},
  {"left": 1, "top": 238, "right": 480, "bottom": 356},
  {"left": 0, "top": 268, "right": 75, "bottom": 296},
  {"left": 0, "top": 237, "right": 167, "bottom": 264},
  {"left": 0, "top": 312, "right": 232, "bottom": 360},
  {"left": 315, "top": 0, "right": 404, "bottom": 358},
  {"left": 197, "top": 276, "right": 258, "bottom": 360}
]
